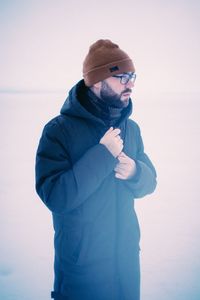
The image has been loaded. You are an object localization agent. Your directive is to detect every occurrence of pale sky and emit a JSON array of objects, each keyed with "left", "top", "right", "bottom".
[{"left": 1, "top": 0, "right": 200, "bottom": 93}]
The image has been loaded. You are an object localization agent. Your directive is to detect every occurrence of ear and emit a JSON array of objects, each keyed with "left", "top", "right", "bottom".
[
  {"left": 90, "top": 81, "right": 102, "bottom": 98},
  {"left": 93, "top": 81, "right": 102, "bottom": 89}
]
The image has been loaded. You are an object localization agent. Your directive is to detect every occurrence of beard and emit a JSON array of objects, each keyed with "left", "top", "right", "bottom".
[{"left": 100, "top": 81, "right": 132, "bottom": 108}]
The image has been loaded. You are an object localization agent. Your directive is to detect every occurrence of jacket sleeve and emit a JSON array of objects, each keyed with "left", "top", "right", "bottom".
[
  {"left": 124, "top": 124, "right": 157, "bottom": 198},
  {"left": 35, "top": 120, "right": 118, "bottom": 214}
]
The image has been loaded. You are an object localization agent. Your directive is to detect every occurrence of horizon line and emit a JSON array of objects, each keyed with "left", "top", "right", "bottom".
[{"left": 0, "top": 88, "right": 67, "bottom": 94}]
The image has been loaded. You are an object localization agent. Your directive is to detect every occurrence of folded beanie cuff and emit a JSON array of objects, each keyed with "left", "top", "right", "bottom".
[{"left": 83, "top": 58, "right": 135, "bottom": 86}]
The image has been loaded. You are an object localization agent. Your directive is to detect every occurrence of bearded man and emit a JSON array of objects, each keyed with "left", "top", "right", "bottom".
[{"left": 35, "top": 39, "right": 157, "bottom": 300}]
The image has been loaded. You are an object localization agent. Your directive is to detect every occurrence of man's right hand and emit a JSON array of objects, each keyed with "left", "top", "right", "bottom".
[{"left": 100, "top": 127, "right": 123, "bottom": 158}]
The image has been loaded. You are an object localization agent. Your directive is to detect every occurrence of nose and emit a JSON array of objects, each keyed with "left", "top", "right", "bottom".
[{"left": 126, "top": 80, "right": 134, "bottom": 89}]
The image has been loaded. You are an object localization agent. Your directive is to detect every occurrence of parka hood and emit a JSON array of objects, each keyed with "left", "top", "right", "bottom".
[{"left": 60, "top": 79, "right": 133, "bottom": 127}]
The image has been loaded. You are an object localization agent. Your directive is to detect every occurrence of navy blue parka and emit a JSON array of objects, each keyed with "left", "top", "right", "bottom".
[{"left": 35, "top": 80, "right": 157, "bottom": 300}]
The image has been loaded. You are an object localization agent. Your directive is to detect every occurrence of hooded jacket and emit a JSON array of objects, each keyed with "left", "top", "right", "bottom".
[{"left": 35, "top": 80, "right": 157, "bottom": 300}]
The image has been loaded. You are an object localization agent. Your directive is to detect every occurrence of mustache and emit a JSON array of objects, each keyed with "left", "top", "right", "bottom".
[{"left": 122, "top": 88, "right": 132, "bottom": 94}]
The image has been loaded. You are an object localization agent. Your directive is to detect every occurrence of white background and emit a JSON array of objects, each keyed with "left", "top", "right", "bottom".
[{"left": 1, "top": 1, "right": 200, "bottom": 299}]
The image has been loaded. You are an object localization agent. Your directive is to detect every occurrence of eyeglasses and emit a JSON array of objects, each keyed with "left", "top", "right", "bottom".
[{"left": 112, "top": 72, "right": 136, "bottom": 85}]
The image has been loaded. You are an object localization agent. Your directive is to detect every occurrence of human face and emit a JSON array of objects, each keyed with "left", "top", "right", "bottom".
[{"left": 100, "top": 72, "right": 135, "bottom": 108}]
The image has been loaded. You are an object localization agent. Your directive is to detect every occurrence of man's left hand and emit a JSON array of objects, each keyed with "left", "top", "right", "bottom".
[{"left": 114, "top": 152, "right": 137, "bottom": 180}]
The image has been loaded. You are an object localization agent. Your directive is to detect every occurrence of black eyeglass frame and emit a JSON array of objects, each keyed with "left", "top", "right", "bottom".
[{"left": 112, "top": 72, "right": 136, "bottom": 85}]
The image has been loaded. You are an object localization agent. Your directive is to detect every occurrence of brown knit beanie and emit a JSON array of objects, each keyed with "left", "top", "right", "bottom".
[{"left": 83, "top": 39, "right": 135, "bottom": 86}]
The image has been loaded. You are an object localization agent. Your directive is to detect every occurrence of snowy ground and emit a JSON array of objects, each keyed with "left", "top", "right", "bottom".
[{"left": 1, "top": 91, "right": 200, "bottom": 299}]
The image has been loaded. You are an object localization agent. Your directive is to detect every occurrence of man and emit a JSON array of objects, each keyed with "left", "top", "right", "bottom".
[{"left": 35, "top": 39, "right": 157, "bottom": 300}]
